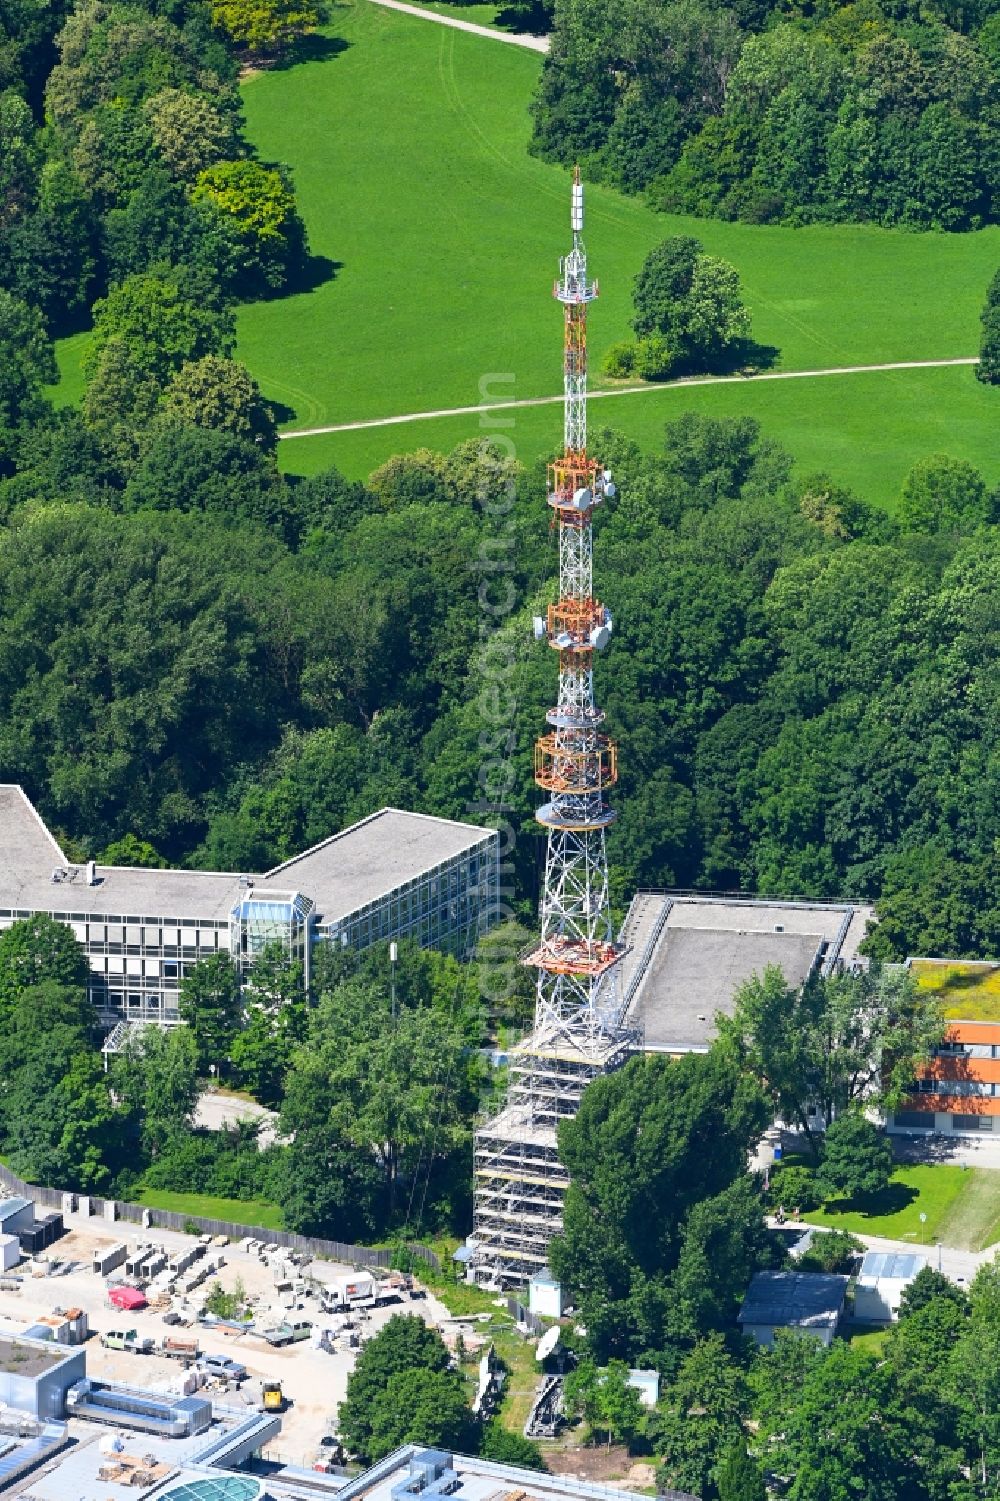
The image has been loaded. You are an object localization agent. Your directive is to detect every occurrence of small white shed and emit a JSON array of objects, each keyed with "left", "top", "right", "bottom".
[
  {"left": 628, "top": 1368, "right": 660, "bottom": 1408},
  {"left": 0, "top": 1233, "right": 19, "bottom": 1272},
  {"left": 529, "top": 1269, "right": 566, "bottom": 1319},
  {"left": 854, "top": 1251, "right": 927, "bottom": 1323}
]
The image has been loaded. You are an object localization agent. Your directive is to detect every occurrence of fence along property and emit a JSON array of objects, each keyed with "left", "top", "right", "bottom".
[{"left": 0, "top": 1163, "right": 439, "bottom": 1272}]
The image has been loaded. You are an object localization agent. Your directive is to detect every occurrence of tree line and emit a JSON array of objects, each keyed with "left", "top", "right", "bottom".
[
  {"left": 2, "top": 401, "right": 999, "bottom": 958},
  {"left": 531, "top": 0, "right": 1000, "bottom": 228}
]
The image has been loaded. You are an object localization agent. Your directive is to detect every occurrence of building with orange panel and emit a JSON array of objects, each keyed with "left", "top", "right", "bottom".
[{"left": 889, "top": 959, "right": 1000, "bottom": 1137}]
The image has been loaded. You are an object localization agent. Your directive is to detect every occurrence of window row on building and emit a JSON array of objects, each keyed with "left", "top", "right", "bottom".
[
  {"left": 893, "top": 1111, "right": 995, "bottom": 1133},
  {"left": 912, "top": 1077, "right": 1000, "bottom": 1097}
]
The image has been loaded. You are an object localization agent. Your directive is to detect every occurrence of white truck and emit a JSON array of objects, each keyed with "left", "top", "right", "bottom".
[{"left": 320, "top": 1271, "right": 375, "bottom": 1314}]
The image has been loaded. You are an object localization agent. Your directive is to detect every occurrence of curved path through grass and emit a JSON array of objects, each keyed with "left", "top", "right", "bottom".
[
  {"left": 229, "top": 1, "right": 1000, "bottom": 504},
  {"left": 51, "top": 1, "right": 999, "bottom": 503},
  {"left": 279, "top": 355, "right": 978, "bottom": 437},
  {"left": 366, "top": 0, "right": 549, "bottom": 48}
]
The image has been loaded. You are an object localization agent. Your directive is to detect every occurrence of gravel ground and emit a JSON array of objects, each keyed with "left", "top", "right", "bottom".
[{"left": 0, "top": 1217, "right": 452, "bottom": 1467}]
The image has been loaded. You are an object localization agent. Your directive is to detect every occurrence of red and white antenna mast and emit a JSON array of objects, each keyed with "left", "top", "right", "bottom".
[
  {"left": 470, "top": 172, "right": 634, "bottom": 1289},
  {"left": 527, "top": 167, "right": 623, "bottom": 1037}
]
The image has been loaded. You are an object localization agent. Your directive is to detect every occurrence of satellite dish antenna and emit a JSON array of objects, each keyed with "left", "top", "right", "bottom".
[{"left": 536, "top": 1326, "right": 561, "bottom": 1362}]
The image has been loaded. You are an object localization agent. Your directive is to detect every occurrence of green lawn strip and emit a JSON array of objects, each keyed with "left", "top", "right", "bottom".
[
  {"left": 802, "top": 1164, "right": 1000, "bottom": 1251},
  {"left": 849, "top": 1328, "right": 889, "bottom": 1353},
  {"left": 942, "top": 1170, "right": 1000, "bottom": 1253},
  {"left": 50, "top": 329, "right": 91, "bottom": 409},
  {"left": 134, "top": 1187, "right": 285, "bottom": 1230},
  {"left": 419, "top": 1257, "right": 542, "bottom": 1435},
  {"left": 278, "top": 364, "right": 1000, "bottom": 512},
  {"left": 229, "top": 0, "right": 999, "bottom": 431}
]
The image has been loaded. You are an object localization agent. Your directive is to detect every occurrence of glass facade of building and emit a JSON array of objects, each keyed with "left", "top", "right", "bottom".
[{"left": 322, "top": 843, "right": 495, "bottom": 956}]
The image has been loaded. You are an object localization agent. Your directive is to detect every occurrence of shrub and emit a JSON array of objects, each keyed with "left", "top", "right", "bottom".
[
  {"left": 634, "top": 334, "right": 677, "bottom": 380},
  {"left": 602, "top": 339, "right": 638, "bottom": 378},
  {"left": 768, "top": 1163, "right": 822, "bottom": 1213},
  {"left": 480, "top": 1420, "right": 547, "bottom": 1470},
  {"left": 798, "top": 1228, "right": 863, "bottom": 1274}
]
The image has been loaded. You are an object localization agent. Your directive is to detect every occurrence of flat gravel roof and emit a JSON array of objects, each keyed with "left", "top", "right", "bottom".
[
  {"left": 624, "top": 893, "right": 875, "bottom": 1052},
  {"left": 0, "top": 787, "right": 494, "bottom": 928}
]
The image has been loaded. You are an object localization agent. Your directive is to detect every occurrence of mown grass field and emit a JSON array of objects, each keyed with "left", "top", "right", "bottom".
[
  {"left": 277, "top": 363, "right": 999, "bottom": 508},
  {"left": 50, "top": 0, "right": 1000, "bottom": 504},
  {"left": 804, "top": 1164, "right": 1000, "bottom": 1252},
  {"left": 233, "top": 0, "right": 1000, "bottom": 502},
  {"left": 135, "top": 1187, "right": 285, "bottom": 1230}
]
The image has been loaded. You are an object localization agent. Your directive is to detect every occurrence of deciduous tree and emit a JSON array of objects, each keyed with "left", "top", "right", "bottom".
[
  {"left": 722, "top": 964, "right": 943, "bottom": 1160},
  {"left": 977, "top": 269, "right": 1000, "bottom": 384},
  {"left": 158, "top": 355, "right": 276, "bottom": 449},
  {"left": 651, "top": 1336, "right": 749, "bottom": 1501},
  {"left": 0, "top": 289, "right": 55, "bottom": 469},
  {"left": 193, "top": 159, "right": 305, "bottom": 290},
  {"left": 898, "top": 453, "right": 992, "bottom": 534},
  {"left": 0, "top": 914, "right": 91, "bottom": 1029},
  {"left": 337, "top": 1315, "right": 452, "bottom": 1460},
  {"left": 179, "top": 952, "right": 243, "bottom": 1072},
  {"left": 210, "top": 0, "right": 319, "bottom": 53},
  {"left": 550, "top": 1047, "right": 769, "bottom": 1359},
  {"left": 84, "top": 271, "right": 235, "bottom": 387},
  {"left": 816, "top": 1112, "right": 893, "bottom": 1202}
]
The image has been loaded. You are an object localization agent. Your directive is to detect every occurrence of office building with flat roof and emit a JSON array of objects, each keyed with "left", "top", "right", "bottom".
[
  {"left": 618, "top": 892, "right": 874, "bottom": 1054},
  {"left": 0, "top": 785, "right": 499, "bottom": 1029}
]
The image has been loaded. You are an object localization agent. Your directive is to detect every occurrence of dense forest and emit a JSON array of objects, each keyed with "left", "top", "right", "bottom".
[
  {"left": 531, "top": 0, "right": 1000, "bottom": 227},
  {"left": 2, "top": 404, "right": 999, "bottom": 959}
]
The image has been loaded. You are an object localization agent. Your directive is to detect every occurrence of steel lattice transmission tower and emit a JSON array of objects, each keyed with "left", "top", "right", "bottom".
[
  {"left": 471, "top": 171, "right": 637, "bottom": 1290},
  {"left": 525, "top": 165, "right": 622, "bottom": 1040}
]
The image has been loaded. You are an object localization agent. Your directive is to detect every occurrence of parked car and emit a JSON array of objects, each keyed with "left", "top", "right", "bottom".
[
  {"left": 101, "top": 1329, "right": 155, "bottom": 1354},
  {"left": 196, "top": 1353, "right": 247, "bottom": 1383},
  {"left": 162, "top": 1311, "right": 183, "bottom": 1327}
]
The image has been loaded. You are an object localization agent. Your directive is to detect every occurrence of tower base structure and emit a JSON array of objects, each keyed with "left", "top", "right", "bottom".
[{"left": 471, "top": 1016, "right": 639, "bottom": 1289}]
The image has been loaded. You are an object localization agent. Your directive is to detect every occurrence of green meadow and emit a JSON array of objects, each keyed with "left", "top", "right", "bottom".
[
  {"left": 52, "top": 0, "right": 1000, "bottom": 503},
  {"left": 277, "top": 364, "right": 1000, "bottom": 509},
  {"left": 805, "top": 1164, "right": 1000, "bottom": 1253}
]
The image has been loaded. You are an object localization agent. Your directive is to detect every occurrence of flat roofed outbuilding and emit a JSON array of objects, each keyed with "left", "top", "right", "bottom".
[
  {"left": 738, "top": 1270, "right": 849, "bottom": 1348},
  {"left": 854, "top": 1251, "right": 926, "bottom": 1323}
]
